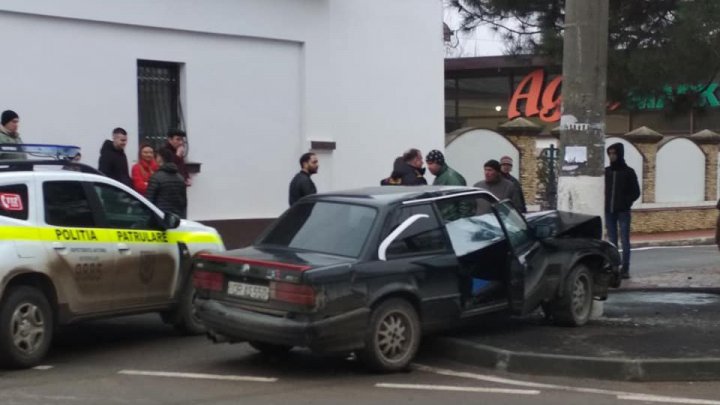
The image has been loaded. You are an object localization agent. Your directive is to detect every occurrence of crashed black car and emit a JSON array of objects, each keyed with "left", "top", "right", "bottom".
[{"left": 192, "top": 186, "right": 621, "bottom": 372}]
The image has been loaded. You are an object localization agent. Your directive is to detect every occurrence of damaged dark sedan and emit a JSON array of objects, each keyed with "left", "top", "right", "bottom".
[{"left": 192, "top": 186, "right": 621, "bottom": 372}]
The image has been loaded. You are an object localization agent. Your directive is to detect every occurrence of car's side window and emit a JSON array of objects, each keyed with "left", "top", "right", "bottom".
[
  {"left": 437, "top": 194, "right": 505, "bottom": 256},
  {"left": 0, "top": 184, "right": 29, "bottom": 221},
  {"left": 384, "top": 204, "right": 448, "bottom": 258},
  {"left": 91, "top": 183, "right": 159, "bottom": 230},
  {"left": 495, "top": 201, "right": 532, "bottom": 250},
  {"left": 43, "top": 181, "right": 96, "bottom": 227}
]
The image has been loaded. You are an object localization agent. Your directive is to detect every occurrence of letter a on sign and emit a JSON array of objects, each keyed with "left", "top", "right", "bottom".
[
  {"left": 508, "top": 69, "right": 544, "bottom": 120},
  {"left": 0, "top": 193, "right": 23, "bottom": 211}
]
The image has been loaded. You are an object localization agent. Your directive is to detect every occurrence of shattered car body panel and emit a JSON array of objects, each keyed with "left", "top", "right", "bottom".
[{"left": 193, "top": 186, "right": 622, "bottom": 367}]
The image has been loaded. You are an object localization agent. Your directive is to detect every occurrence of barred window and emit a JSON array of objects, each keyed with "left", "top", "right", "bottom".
[{"left": 137, "top": 60, "right": 184, "bottom": 148}]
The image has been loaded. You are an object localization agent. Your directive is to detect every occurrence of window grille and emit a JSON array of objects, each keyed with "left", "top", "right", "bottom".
[{"left": 137, "top": 60, "right": 183, "bottom": 148}]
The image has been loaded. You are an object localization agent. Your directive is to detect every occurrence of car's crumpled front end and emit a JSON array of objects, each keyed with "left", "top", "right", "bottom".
[{"left": 527, "top": 210, "right": 623, "bottom": 289}]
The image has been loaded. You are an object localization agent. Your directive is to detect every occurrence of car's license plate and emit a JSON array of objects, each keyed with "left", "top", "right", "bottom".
[{"left": 227, "top": 281, "right": 270, "bottom": 301}]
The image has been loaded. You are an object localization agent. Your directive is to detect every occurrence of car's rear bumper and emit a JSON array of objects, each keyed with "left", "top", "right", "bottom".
[{"left": 195, "top": 299, "right": 370, "bottom": 352}]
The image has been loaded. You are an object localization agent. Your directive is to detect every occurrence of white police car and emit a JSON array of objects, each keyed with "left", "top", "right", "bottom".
[{"left": 0, "top": 144, "right": 224, "bottom": 368}]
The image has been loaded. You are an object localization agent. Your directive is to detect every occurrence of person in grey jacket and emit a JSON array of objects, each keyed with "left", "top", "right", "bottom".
[
  {"left": 146, "top": 148, "right": 187, "bottom": 218},
  {"left": 474, "top": 159, "right": 523, "bottom": 209},
  {"left": 0, "top": 110, "right": 26, "bottom": 160}
]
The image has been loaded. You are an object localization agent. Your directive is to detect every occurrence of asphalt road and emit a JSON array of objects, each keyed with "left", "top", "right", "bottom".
[{"left": 0, "top": 246, "right": 718, "bottom": 404}]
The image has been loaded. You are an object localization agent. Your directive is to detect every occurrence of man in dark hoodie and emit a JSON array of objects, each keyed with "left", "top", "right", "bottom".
[
  {"left": 605, "top": 142, "right": 641, "bottom": 279},
  {"left": 146, "top": 148, "right": 187, "bottom": 218},
  {"left": 98, "top": 127, "right": 132, "bottom": 187}
]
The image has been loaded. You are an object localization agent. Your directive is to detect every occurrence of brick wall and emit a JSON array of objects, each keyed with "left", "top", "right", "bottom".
[{"left": 631, "top": 207, "right": 717, "bottom": 233}]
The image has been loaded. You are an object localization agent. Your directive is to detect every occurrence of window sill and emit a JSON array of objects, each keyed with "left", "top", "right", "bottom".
[{"left": 186, "top": 161, "right": 201, "bottom": 174}]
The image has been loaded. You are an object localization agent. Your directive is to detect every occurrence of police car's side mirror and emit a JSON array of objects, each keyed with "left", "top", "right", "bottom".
[{"left": 161, "top": 212, "right": 182, "bottom": 230}]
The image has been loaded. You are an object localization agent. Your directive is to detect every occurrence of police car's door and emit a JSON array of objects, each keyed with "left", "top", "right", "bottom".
[
  {"left": 41, "top": 180, "right": 116, "bottom": 314},
  {"left": 89, "top": 182, "right": 178, "bottom": 309}
]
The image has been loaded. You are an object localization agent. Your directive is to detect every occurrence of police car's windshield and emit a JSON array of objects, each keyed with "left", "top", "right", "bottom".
[{"left": 259, "top": 201, "right": 377, "bottom": 257}]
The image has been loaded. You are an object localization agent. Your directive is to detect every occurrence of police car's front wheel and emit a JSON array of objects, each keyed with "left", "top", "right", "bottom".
[
  {"left": 161, "top": 284, "right": 206, "bottom": 335},
  {"left": 0, "top": 286, "right": 54, "bottom": 369}
]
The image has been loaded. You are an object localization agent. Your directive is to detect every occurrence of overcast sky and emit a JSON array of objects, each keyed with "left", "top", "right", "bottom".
[{"left": 443, "top": 1, "right": 506, "bottom": 57}]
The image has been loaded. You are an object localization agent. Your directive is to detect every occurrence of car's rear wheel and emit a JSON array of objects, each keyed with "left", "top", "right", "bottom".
[
  {"left": 549, "top": 264, "right": 594, "bottom": 326},
  {"left": 0, "top": 286, "right": 54, "bottom": 369},
  {"left": 360, "top": 298, "right": 420, "bottom": 372},
  {"left": 248, "top": 341, "right": 293, "bottom": 356}
]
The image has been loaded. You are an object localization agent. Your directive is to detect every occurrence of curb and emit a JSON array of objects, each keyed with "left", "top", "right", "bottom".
[
  {"left": 428, "top": 337, "right": 720, "bottom": 381},
  {"left": 630, "top": 237, "right": 715, "bottom": 249}
]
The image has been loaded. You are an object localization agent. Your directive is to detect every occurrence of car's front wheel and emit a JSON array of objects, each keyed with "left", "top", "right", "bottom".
[
  {"left": 0, "top": 286, "right": 54, "bottom": 369},
  {"left": 360, "top": 298, "right": 420, "bottom": 372},
  {"left": 548, "top": 264, "right": 594, "bottom": 326},
  {"left": 161, "top": 284, "right": 206, "bottom": 335}
]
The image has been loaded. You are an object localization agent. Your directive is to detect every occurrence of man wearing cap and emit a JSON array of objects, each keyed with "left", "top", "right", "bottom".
[
  {"left": 474, "top": 159, "right": 523, "bottom": 209},
  {"left": 426, "top": 149, "right": 468, "bottom": 221},
  {"left": 425, "top": 150, "right": 466, "bottom": 186},
  {"left": 499, "top": 156, "right": 526, "bottom": 213},
  {"left": 0, "top": 110, "right": 27, "bottom": 160}
]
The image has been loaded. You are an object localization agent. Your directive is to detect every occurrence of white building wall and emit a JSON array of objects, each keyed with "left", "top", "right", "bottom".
[{"left": 0, "top": 0, "right": 444, "bottom": 220}]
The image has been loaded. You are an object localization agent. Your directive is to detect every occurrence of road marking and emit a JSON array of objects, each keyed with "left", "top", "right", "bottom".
[
  {"left": 618, "top": 394, "right": 720, "bottom": 405},
  {"left": 414, "top": 364, "right": 720, "bottom": 403},
  {"left": 32, "top": 365, "right": 53, "bottom": 370},
  {"left": 118, "top": 370, "right": 277, "bottom": 382},
  {"left": 376, "top": 383, "right": 540, "bottom": 395}
]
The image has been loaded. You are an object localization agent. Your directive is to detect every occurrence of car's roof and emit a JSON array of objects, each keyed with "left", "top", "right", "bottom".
[{"left": 303, "top": 186, "right": 495, "bottom": 207}]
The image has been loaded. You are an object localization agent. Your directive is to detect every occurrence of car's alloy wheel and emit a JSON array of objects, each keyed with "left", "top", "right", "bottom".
[
  {"left": 549, "top": 264, "right": 593, "bottom": 326},
  {"left": 0, "top": 287, "right": 54, "bottom": 369},
  {"left": 360, "top": 298, "right": 420, "bottom": 372}
]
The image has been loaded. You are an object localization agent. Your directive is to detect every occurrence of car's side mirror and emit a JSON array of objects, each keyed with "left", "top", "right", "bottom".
[{"left": 161, "top": 212, "right": 182, "bottom": 230}]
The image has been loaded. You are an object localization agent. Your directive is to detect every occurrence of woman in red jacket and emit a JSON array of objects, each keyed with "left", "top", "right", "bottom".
[{"left": 131, "top": 143, "right": 159, "bottom": 196}]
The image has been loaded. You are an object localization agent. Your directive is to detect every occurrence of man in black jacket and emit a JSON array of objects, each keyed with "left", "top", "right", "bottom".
[
  {"left": 146, "top": 148, "right": 187, "bottom": 218},
  {"left": 98, "top": 127, "right": 132, "bottom": 187},
  {"left": 605, "top": 142, "right": 641, "bottom": 279},
  {"left": 288, "top": 152, "right": 318, "bottom": 205}
]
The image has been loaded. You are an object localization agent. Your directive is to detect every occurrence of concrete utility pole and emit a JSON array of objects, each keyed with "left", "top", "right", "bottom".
[{"left": 557, "top": 0, "right": 609, "bottom": 217}]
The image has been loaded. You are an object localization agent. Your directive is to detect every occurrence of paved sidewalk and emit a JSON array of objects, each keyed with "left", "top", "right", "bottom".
[{"left": 630, "top": 229, "right": 716, "bottom": 248}]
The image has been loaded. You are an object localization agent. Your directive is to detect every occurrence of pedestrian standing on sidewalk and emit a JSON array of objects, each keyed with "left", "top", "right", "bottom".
[
  {"left": 0, "top": 110, "right": 27, "bottom": 160},
  {"left": 288, "top": 152, "right": 318, "bottom": 206},
  {"left": 474, "top": 159, "right": 523, "bottom": 208},
  {"left": 160, "top": 129, "right": 191, "bottom": 187},
  {"left": 395, "top": 148, "right": 428, "bottom": 185},
  {"left": 98, "top": 127, "right": 132, "bottom": 187},
  {"left": 146, "top": 148, "right": 187, "bottom": 218},
  {"left": 499, "top": 156, "right": 527, "bottom": 213},
  {"left": 131, "top": 143, "right": 159, "bottom": 196},
  {"left": 604, "top": 143, "right": 640, "bottom": 279},
  {"left": 426, "top": 150, "right": 465, "bottom": 186}
]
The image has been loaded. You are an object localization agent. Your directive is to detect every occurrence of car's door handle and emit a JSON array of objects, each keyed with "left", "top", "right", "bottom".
[
  {"left": 117, "top": 243, "right": 131, "bottom": 252},
  {"left": 52, "top": 242, "right": 66, "bottom": 251}
]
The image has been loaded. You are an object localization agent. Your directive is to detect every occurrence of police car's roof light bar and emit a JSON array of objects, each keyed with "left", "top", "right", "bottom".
[
  {"left": 0, "top": 143, "right": 81, "bottom": 161},
  {"left": 0, "top": 160, "right": 102, "bottom": 175}
]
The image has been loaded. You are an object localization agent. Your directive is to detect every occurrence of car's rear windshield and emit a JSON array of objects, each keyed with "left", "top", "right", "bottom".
[{"left": 259, "top": 201, "right": 377, "bottom": 258}]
